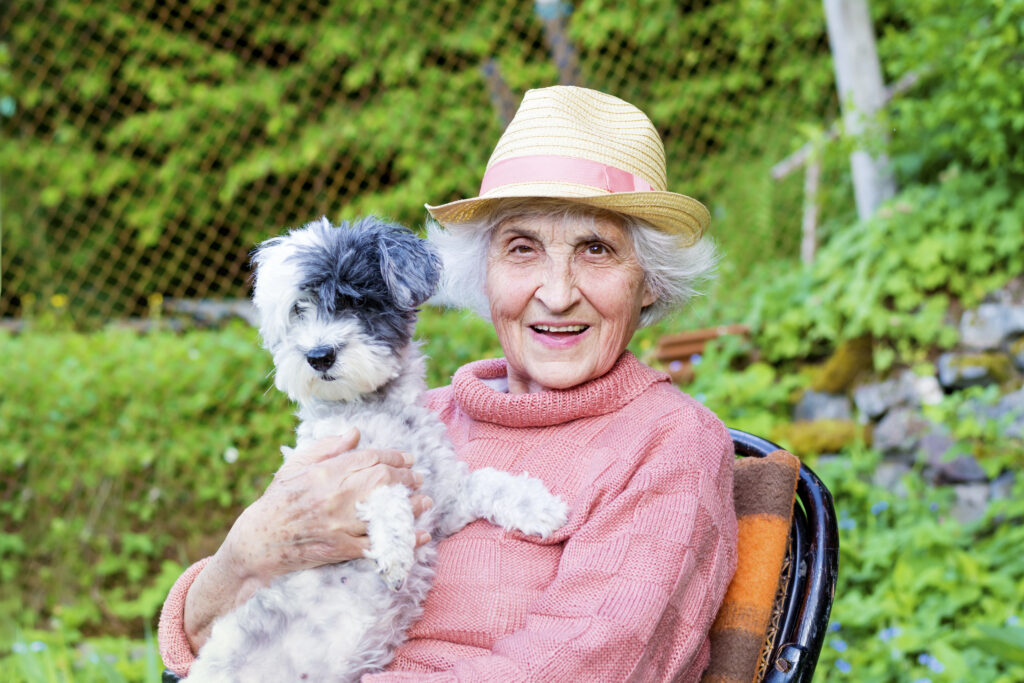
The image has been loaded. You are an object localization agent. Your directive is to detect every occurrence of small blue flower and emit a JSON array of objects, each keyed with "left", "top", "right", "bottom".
[
  {"left": 835, "top": 659, "right": 852, "bottom": 674},
  {"left": 871, "top": 500, "right": 890, "bottom": 515},
  {"left": 11, "top": 642, "right": 27, "bottom": 654},
  {"left": 695, "top": 393, "right": 707, "bottom": 403},
  {"left": 831, "top": 639, "right": 848, "bottom": 652},
  {"left": 1007, "top": 615, "right": 1019, "bottom": 626},
  {"left": 29, "top": 641, "right": 47, "bottom": 652},
  {"left": 879, "top": 626, "right": 902, "bottom": 642},
  {"left": 912, "top": 679, "right": 932, "bottom": 683},
  {"left": 839, "top": 519, "right": 857, "bottom": 530},
  {"left": 669, "top": 360, "right": 683, "bottom": 372},
  {"left": 929, "top": 502, "right": 939, "bottom": 513},
  {"left": 691, "top": 353, "right": 703, "bottom": 366},
  {"left": 828, "top": 621, "right": 842, "bottom": 632},
  {"left": 917, "top": 654, "right": 944, "bottom": 673}
]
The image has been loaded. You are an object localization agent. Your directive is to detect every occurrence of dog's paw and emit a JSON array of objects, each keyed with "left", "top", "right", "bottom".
[
  {"left": 356, "top": 484, "right": 416, "bottom": 591},
  {"left": 376, "top": 547, "right": 414, "bottom": 591},
  {"left": 465, "top": 469, "right": 569, "bottom": 539},
  {"left": 509, "top": 478, "right": 568, "bottom": 538}
]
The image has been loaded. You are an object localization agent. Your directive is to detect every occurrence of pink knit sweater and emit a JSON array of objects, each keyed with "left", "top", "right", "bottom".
[{"left": 159, "top": 352, "right": 737, "bottom": 681}]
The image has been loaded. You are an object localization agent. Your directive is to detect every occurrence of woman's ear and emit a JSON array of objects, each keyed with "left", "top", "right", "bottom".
[{"left": 641, "top": 281, "right": 658, "bottom": 308}]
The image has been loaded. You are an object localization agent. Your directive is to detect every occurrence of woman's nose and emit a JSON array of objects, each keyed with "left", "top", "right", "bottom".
[{"left": 534, "top": 259, "right": 580, "bottom": 312}]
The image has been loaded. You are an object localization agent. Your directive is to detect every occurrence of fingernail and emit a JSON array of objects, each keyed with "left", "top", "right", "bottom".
[
  {"left": 413, "top": 472, "right": 424, "bottom": 485},
  {"left": 402, "top": 452, "right": 414, "bottom": 466},
  {"left": 423, "top": 497, "right": 433, "bottom": 510}
]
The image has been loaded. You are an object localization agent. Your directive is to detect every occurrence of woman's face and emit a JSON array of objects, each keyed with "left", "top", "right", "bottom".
[{"left": 485, "top": 212, "right": 656, "bottom": 394}]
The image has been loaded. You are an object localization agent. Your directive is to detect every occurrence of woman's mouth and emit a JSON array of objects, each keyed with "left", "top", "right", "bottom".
[
  {"left": 529, "top": 323, "right": 591, "bottom": 349},
  {"left": 530, "top": 323, "right": 589, "bottom": 337}
]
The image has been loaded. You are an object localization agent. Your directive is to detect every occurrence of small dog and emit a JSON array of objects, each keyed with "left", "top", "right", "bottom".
[{"left": 185, "top": 217, "right": 567, "bottom": 682}]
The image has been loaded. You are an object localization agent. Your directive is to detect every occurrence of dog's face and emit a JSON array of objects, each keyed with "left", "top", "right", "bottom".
[{"left": 251, "top": 217, "right": 441, "bottom": 404}]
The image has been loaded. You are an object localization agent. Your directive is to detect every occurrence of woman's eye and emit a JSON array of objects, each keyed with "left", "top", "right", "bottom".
[
  {"left": 510, "top": 244, "right": 533, "bottom": 255},
  {"left": 586, "top": 243, "right": 609, "bottom": 256}
]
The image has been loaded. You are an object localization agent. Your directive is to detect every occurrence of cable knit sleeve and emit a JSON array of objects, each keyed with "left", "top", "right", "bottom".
[{"left": 365, "top": 410, "right": 738, "bottom": 682}]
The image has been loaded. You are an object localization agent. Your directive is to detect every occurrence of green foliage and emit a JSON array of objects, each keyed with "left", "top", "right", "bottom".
[
  {"left": 685, "top": 335, "right": 807, "bottom": 438},
  {"left": 0, "top": 627, "right": 162, "bottom": 683},
  {"left": 748, "top": 168, "right": 1024, "bottom": 362},
  {"left": 0, "top": 323, "right": 293, "bottom": 637},
  {"left": 879, "top": 0, "right": 1024, "bottom": 179},
  {"left": 813, "top": 443, "right": 1024, "bottom": 682},
  {"left": 415, "top": 306, "right": 503, "bottom": 388}
]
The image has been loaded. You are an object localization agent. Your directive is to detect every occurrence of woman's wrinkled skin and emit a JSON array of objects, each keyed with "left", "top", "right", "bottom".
[{"left": 485, "top": 213, "right": 656, "bottom": 394}]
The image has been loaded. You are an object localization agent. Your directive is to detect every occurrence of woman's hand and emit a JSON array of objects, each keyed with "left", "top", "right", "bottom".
[
  {"left": 183, "top": 428, "right": 432, "bottom": 653},
  {"left": 229, "top": 428, "right": 431, "bottom": 579}
]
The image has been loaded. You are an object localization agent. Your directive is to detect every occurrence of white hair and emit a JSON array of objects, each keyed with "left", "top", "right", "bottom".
[{"left": 426, "top": 198, "right": 718, "bottom": 328}]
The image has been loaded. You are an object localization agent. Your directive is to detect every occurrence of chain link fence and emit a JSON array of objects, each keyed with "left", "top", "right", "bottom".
[{"left": 1, "top": 0, "right": 849, "bottom": 327}]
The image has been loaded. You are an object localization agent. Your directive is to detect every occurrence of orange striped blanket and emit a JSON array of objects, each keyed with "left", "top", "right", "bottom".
[{"left": 702, "top": 450, "right": 801, "bottom": 683}]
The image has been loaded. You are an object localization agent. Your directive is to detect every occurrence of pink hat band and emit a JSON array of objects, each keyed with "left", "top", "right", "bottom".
[{"left": 479, "top": 154, "right": 655, "bottom": 196}]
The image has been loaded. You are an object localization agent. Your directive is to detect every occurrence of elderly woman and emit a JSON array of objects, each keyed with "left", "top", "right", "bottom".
[{"left": 160, "top": 86, "right": 737, "bottom": 681}]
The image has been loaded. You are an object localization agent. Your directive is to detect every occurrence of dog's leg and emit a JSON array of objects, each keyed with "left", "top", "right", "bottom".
[
  {"left": 448, "top": 469, "right": 568, "bottom": 538},
  {"left": 356, "top": 484, "right": 416, "bottom": 590}
]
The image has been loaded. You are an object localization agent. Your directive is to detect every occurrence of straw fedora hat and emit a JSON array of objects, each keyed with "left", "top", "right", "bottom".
[{"left": 426, "top": 85, "right": 710, "bottom": 245}]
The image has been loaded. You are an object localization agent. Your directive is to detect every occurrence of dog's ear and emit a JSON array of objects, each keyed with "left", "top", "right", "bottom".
[{"left": 376, "top": 224, "right": 442, "bottom": 309}]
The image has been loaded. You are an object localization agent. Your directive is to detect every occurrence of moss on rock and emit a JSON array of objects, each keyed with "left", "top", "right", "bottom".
[
  {"left": 773, "top": 418, "right": 867, "bottom": 457},
  {"left": 811, "top": 336, "right": 874, "bottom": 393}
]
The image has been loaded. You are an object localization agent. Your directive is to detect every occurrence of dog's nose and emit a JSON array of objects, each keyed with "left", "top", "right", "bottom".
[{"left": 306, "top": 345, "right": 336, "bottom": 372}]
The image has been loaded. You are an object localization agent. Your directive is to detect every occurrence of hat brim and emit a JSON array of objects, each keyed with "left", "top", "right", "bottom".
[{"left": 425, "top": 181, "right": 710, "bottom": 246}]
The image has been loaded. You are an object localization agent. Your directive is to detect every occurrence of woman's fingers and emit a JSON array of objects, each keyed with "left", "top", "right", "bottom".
[
  {"left": 324, "top": 455, "right": 423, "bottom": 491},
  {"left": 411, "top": 494, "right": 433, "bottom": 517},
  {"left": 343, "top": 447, "right": 414, "bottom": 471}
]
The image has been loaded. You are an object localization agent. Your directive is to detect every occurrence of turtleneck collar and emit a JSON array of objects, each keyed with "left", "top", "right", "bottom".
[{"left": 451, "top": 351, "right": 669, "bottom": 428}]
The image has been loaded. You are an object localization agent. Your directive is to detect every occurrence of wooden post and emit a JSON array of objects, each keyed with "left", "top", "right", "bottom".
[
  {"left": 801, "top": 157, "right": 821, "bottom": 265},
  {"left": 480, "top": 59, "right": 519, "bottom": 127},
  {"left": 535, "top": 0, "right": 581, "bottom": 85},
  {"left": 822, "top": 0, "right": 896, "bottom": 219}
]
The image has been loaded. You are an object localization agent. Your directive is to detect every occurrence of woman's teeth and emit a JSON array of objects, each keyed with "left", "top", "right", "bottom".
[{"left": 532, "top": 324, "right": 588, "bottom": 334}]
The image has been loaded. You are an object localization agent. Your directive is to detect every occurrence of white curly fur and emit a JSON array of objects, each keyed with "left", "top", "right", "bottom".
[{"left": 184, "top": 219, "right": 567, "bottom": 683}]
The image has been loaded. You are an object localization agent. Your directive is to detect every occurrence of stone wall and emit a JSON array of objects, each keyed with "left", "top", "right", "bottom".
[{"left": 794, "top": 282, "right": 1024, "bottom": 524}]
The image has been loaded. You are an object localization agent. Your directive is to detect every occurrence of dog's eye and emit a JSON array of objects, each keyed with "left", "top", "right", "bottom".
[
  {"left": 291, "top": 301, "right": 312, "bottom": 319},
  {"left": 336, "top": 294, "right": 365, "bottom": 309}
]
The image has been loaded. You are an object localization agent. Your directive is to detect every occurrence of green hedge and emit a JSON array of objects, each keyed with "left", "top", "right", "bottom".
[{"left": 1, "top": 323, "right": 293, "bottom": 637}]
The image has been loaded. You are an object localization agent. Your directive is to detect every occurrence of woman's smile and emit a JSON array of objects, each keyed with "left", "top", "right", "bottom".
[{"left": 528, "top": 322, "right": 591, "bottom": 346}]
